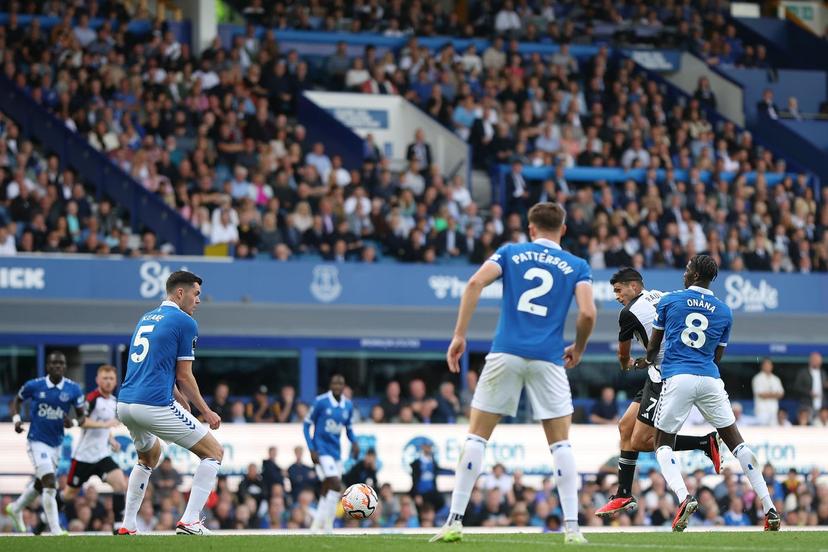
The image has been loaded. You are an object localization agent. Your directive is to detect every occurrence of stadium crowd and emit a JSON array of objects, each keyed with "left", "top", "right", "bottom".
[
  {"left": 0, "top": 2, "right": 827, "bottom": 272},
  {"left": 2, "top": 441, "right": 828, "bottom": 533}
]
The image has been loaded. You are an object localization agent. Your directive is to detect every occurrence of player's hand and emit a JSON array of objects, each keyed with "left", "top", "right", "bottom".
[
  {"left": 621, "top": 359, "right": 634, "bottom": 372},
  {"left": 633, "top": 358, "right": 651, "bottom": 370},
  {"left": 110, "top": 439, "right": 121, "bottom": 452},
  {"left": 203, "top": 409, "right": 221, "bottom": 430},
  {"left": 107, "top": 419, "right": 121, "bottom": 428},
  {"left": 446, "top": 335, "right": 466, "bottom": 373},
  {"left": 64, "top": 416, "right": 75, "bottom": 429},
  {"left": 351, "top": 442, "right": 360, "bottom": 459},
  {"left": 14, "top": 421, "right": 24, "bottom": 434},
  {"left": 310, "top": 451, "right": 320, "bottom": 465},
  {"left": 563, "top": 345, "right": 582, "bottom": 369}
]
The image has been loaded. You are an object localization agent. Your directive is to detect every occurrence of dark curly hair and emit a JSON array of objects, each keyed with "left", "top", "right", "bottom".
[{"left": 688, "top": 254, "right": 719, "bottom": 283}]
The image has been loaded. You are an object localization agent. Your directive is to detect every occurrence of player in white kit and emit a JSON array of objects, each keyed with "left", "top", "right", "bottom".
[{"left": 64, "top": 364, "right": 128, "bottom": 529}]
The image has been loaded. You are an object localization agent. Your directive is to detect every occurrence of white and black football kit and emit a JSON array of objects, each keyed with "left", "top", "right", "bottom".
[
  {"left": 67, "top": 390, "right": 120, "bottom": 488},
  {"left": 618, "top": 289, "right": 665, "bottom": 426}
]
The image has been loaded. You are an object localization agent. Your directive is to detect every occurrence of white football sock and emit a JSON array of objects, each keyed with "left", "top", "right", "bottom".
[
  {"left": 448, "top": 434, "right": 487, "bottom": 522},
  {"left": 12, "top": 480, "right": 38, "bottom": 512},
  {"left": 551, "top": 440, "right": 579, "bottom": 528},
  {"left": 42, "top": 488, "right": 61, "bottom": 533},
  {"left": 656, "top": 446, "right": 688, "bottom": 502},
  {"left": 311, "top": 494, "right": 329, "bottom": 529},
  {"left": 323, "top": 489, "right": 340, "bottom": 529},
  {"left": 181, "top": 458, "right": 220, "bottom": 524},
  {"left": 733, "top": 443, "right": 774, "bottom": 513},
  {"left": 122, "top": 463, "right": 152, "bottom": 531}
]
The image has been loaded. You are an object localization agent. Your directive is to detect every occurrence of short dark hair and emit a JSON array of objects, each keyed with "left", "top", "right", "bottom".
[
  {"left": 528, "top": 202, "right": 566, "bottom": 231},
  {"left": 688, "top": 254, "right": 719, "bottom": 283},
  {"left": 165, "top": 270, "right": 203, "bottom": 294},
  {"left": 610, "top": 267, "right": 643, "bottom": 285}
]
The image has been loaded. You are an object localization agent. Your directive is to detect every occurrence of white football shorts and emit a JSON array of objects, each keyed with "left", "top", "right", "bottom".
[
  {"left": 314, "top": 454, "right": 343, "bottom": 480},
  {"left": 471, "top": 352, "right": 574, "bottom": 420},
  {"left": 27, "top": 440, "right": 60, "bottom": 478},
  {"left": 116, "top": 400, "right": 208, "bottom": 453},
  {"left": 655, "top": 374, "right": 736, "bottom": 433}
]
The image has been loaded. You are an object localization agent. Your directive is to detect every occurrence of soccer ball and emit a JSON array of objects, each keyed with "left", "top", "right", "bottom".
[{"left": 341, "top": 483, "right": 378, "bottom": 519}]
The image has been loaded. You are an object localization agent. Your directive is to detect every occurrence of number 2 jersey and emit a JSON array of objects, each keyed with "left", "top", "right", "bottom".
[
  {"left": 653, "top": 286, "right": 733, "bottom": 380},
  {"left": 119, "top": 300, "right": 199, "bottom": 407},
  {"left": 487, "top": 238, "right": 592, "bottom": 364}
]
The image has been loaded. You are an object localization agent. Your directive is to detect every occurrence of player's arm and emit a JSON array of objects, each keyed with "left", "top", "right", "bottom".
[
  {"left": 564, "top": 281, "right": 597, "bottom": 369},
  {"left": 176, "top": 360, "right": 220, "bottom": 429},
  {"left": 346, "top": 409, "right": 359, "bottom": 458},
  {"left": 714, "top": 318, "right": 731, "bottom": 369},
  {"left": 713, "top": 345, "right": 726, "bottom": 368},
  {"left": 616, "top": 308, "right": 639, "bottom": 370},
  {"left": 643, "top": 328, "right": 664, "bottom": 366},
  {"left": 447, "top": 261, "right": 502, "bottom": 373},
  {"left": 66, "top": 392, "right": 88, "bottom": 429},
  {"left": 10, "top": 388, "right": 26, "bottom": 433},
  {"left": 173, "top": 384, "right": 191, "bottom": 412},
  {"left": 636, "top": 297, "right": 666, "bottom": 369},
  {"left": 617, "top": 340, "right": 633, "bottom": 371},
  {"left": 302, "top": 404, "right": 318, "bottom": 463}
]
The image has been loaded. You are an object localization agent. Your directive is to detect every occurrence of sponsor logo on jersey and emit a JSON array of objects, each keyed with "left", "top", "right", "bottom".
[
  {"left": 310, "top": 265, "right": 342, "bottom": 303},
  {"left": 724, "top": 274, "right": 779, "bottom": 312},
  {"left": 324, "top": 418, "right": 344, "bottom": 434},
  {"left": 37, "top": 404, "right": 65, "bottom": 420}
]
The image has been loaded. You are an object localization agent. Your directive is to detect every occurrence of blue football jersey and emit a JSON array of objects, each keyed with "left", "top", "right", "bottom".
[
  {"left": 17, "top": 377, "right": 85, "bottom": 447},
  {"left": 303, "top": 391, "right": 355, "bottom": 460},
  {"left": 653, "top": 286, "right": 733, "bottom": 379},
  {"left": 488, "top": 239, "right": 592, "bottom": 364},
  {"left": 119, "top": 300, "right": 199, "bottom": 407}
]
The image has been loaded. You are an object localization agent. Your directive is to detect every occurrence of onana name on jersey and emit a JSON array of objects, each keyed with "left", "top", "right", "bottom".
[{"left": 687, "top": 298, "right": 717, "bottom": 313}]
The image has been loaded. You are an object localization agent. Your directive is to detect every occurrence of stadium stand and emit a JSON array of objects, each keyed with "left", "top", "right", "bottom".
[{"left": 1, "top": 1, "right": 826, "bottom": 271}]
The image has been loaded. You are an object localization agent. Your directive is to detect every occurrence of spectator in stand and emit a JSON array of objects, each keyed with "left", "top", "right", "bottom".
[
  {"left": 238, "top": 463, "right": 266, "bottom": 509},
  {"left": 410, "top": 442, "right": 450, "bottom": 512},
  {"left": 407, "top": 378, "right": 437, "bottom": 423},
  {"left": 589, "top": 386, "right": 619, "bottom": 424},
  {"left": 344, "top": 448, "right": 379, "bottom": 489},
  {"left": 793, "top": 352, "right": 828, "bottom": 412},
  {"left": 152, "top": 458, "right": 182, "bottom": 502},
  {"left": 380, "top": 381, "right": 403, "bottom": 421},
  {"left": 287, "top": 446, "right": 316, "bottom": 502},
  {"left": 247, "top": 385, "right": 278, "bottom": 422},
  {"left": 784, "top": 97, "right": 803, "bottom": 121},
  {"left": 757, "top": 89, "right": 780, "bottom": 120},
  {"left": 262, "top": 446, "right": 285, "bottom": 494},
  {"left": 209, "top": 381, "right": 232, "bottom": 422},
  {"left": 693, "top": 76, "right": 717, "bottom": 110},
  {"left": 276, "top": 385, "right": 298, "bottom": 423},
  {"left": 752, "top": 358, "right": 785, "bottom": 425},
  {"left": 432, "top": 381, "right": 461, "bottom": 423}
]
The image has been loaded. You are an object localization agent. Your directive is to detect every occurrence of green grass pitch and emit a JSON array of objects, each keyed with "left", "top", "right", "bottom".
[{"left": 2, "top": 532, "right": 827, "bottom": 552}]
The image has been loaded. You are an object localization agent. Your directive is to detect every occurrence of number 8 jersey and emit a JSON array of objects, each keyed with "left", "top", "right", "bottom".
[
  {"left": 119, "top": 300, "right": 199, "bottom": 406},
  {"left": 652, "top": 285, "right": 732, "bottom": 379},
  {"left": 487, "top": 239, "right": 592, "bottom": 364}
]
